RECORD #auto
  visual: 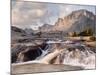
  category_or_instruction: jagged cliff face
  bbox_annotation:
[40,9,96,33]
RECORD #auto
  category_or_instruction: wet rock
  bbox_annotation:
[11,43,48,63]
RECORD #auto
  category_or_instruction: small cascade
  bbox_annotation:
[33,40,96,69]
[15,40,96,69]
[58,44,95,69]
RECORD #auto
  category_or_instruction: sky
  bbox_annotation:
[11,1,96,30]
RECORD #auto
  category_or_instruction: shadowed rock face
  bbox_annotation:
[17,48,42,62]
[11,45,27,63]
[12,43,48,63]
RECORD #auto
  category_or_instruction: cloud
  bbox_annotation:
[12,1,95,29]
[58,4,95,18]
[12,1,47,28]
[12,1,61,28]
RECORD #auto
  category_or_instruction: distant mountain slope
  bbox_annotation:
[39,9,96,34]
[11,26,35,41]
[11,26,26,39]
[65,9,96,33]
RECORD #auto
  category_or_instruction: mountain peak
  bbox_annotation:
[65,9,95,20]
[39,9,95,33]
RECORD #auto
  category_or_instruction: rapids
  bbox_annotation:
[35,40,96,69]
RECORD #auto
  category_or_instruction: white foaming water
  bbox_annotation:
[46,40,96,69]
[35,40,96,69]
[46,40,73,44]
[15,40,95,70]
[62,49,95,69]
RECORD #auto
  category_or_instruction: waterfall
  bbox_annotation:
[15,40,95,70]
[59,43,95,69]
[36,40,96,69]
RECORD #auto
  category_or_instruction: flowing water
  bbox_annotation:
[62,47,95,69]
[34,40,96,69]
